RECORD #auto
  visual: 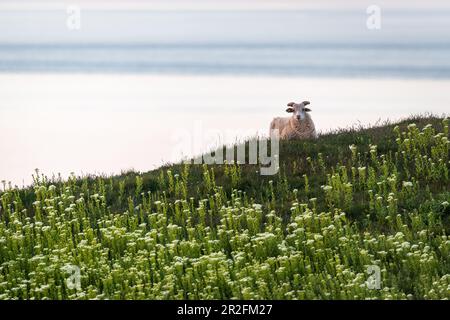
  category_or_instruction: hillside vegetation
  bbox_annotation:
[0,115,449,299]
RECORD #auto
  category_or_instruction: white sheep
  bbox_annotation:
[270,101,317,140]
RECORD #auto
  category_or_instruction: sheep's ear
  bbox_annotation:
[302,101,310,106]
[287,102,295,106]
[286,107,294,113]
[304,108,311,112]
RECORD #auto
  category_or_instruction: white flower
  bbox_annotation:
[252,204,262,210]
[402,181,413,188]
[419,230,427,237]
[401,242,411,250]
[314,234,323,241]
[394,232,405,239]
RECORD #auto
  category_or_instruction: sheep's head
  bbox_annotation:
[286,101,311,120]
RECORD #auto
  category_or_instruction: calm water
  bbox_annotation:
[1,9,450,78]
[1,42,450,78]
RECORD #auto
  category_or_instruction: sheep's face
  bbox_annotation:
[286,101,311,121]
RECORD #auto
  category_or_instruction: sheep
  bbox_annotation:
[270,101,317,140]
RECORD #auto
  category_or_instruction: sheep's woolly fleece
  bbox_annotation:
[270,113,317,140]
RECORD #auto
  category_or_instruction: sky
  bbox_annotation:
[1,0,450,10]
[1,0,450,44]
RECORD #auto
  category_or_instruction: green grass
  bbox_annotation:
[0,115,449,300]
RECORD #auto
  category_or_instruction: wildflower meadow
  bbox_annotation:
[0,116,449,300]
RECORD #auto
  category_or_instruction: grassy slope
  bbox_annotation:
[72,115,450,226]
[0,115,449,299]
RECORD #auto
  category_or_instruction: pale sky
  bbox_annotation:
[1,0,450,11]
[1,0,449,44]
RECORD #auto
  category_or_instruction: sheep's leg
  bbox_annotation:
[269,120,277,136]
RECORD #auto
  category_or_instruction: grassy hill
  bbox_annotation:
[0,115,449,299]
